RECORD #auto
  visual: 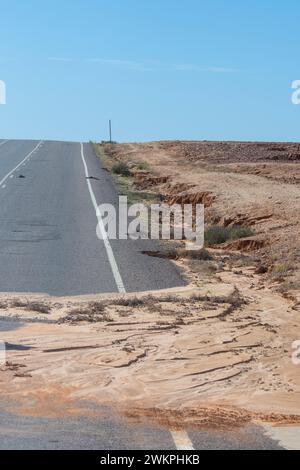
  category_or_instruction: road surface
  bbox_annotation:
[0,402,285,450]
[0,139,184,296]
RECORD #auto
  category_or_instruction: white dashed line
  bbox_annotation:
[81,142,195,447]
[0,141,43,188]
[171,430,195,450]
[80,142,126,294]
[263,425,300,450]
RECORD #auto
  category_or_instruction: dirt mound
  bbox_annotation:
[165,191,216,208]
[124,405,253,430]
[162,182,196,195]
[223,237,266,252]
[123,405,300,430]
[221,213,273,228]
[134,172,170,189]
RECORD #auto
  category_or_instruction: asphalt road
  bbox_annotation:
[0,139,184,296]
[0,403,283,451]
[0,318,286,451]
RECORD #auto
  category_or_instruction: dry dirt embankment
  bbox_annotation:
[1,140,300,430]
[97,140,300,295]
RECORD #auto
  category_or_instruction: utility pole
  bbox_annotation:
[109,120,112,143]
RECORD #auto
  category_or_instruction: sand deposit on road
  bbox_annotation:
[0,268,299,428]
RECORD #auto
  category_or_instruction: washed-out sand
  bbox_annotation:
[0,267,300,429]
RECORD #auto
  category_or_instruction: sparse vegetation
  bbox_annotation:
[60,290,249,325]
[113,296,152,307]
[270,263,293,282]
[187,259,218,276]
[205,226,231,246]
[228,225,254,240]
[25,302,51,314]
[93,143,157,206]
[205,225,254,247]
[116,176,155,205]
[179,248,213,261]
[191,288,241,304]
[10,299,28,308]
[143,245,213,262]
[276,279,300,293]
[112,161,131,177]
[272,263,291,274]
[135,162,149,171]
[63,302,112,324]
[10,299,51,314]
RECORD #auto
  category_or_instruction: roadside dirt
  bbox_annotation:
[100,140,300,295]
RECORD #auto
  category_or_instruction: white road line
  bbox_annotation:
[0,140,8,148]
[263,425,300,450]
[80,142,126,294]
[171,430,195,450]
[0,141,43,188]
[81,142,194,446]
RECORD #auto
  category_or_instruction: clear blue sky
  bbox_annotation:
[0,0,299,142]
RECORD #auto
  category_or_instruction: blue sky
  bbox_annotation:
[0,0,299,142]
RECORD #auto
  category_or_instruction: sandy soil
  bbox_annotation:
[0,268,300,429]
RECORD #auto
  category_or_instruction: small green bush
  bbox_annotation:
[229,225,254,240]
[205,224,254,247]
[205,226,231,246]
[272,263,291,274]
[136,162,149,171]
[112,161,131,177]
